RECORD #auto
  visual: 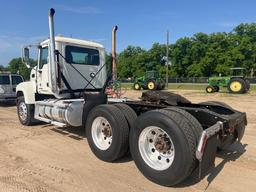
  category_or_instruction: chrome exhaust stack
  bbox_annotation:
[48,8,61,98]
[112,26,118,81]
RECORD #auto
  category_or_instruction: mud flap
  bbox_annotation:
[196,121,223,178]
[198,135,218,178]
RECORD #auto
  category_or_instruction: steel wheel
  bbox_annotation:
[134,83,140,90]
[18,101,28,121]
[230,81,242,92]
[91,116,112,150]
[147,82,155,90]
[206,85,214,93]
[138,126,175,171]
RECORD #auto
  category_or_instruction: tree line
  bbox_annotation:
[115,23,256,79]
[1,23,256,80]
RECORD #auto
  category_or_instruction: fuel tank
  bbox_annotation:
[35,99,84,127]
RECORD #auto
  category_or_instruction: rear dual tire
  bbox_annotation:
[130,109,201,186]
[86,104,202,186]
[86,104,137,162]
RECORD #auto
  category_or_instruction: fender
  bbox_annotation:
[16,81,37,104]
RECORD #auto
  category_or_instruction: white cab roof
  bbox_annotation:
[41,36,104,49]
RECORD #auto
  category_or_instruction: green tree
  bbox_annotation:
[0,65,7,72]
[7,58,36,80]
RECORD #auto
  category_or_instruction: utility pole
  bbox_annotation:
[166,30,169,89]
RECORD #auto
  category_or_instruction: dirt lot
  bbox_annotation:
[0,90,256,192]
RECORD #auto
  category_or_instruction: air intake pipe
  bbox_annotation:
[112,26,118,81]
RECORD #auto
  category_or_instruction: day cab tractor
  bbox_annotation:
[133,70,165,90]
[206,67,250,94]
[16,8,247,187]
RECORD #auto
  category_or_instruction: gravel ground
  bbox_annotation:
[0,90,255,192]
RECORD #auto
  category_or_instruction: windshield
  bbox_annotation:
[0,75,10,85]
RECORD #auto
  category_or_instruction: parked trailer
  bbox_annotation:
[16,8,247,186]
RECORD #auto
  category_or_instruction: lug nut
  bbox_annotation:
[158,156,161,160]
[151,131,156,135]
[149,139,153,143]
[166,159,170,163]
[152,148,155,152]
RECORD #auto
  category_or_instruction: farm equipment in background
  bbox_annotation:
[133,70,165,90]
[206,67,250,94]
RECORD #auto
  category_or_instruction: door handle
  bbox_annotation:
[90,72,96,78]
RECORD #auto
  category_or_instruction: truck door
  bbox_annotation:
[37,46,51,94]
[11,75,24,94]
[63,45,106,90]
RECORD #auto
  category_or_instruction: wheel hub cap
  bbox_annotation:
[148,82,154,89]
[138,126,175,171]
[230,81,242,92]
[19,102,27,121]
[91,117,112,150]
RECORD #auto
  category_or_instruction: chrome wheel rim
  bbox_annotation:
[19,102,28,121]
[138,126,175,171]
[91,117,112,150]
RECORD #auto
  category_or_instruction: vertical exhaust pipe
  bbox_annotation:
[48,8,60,97]
[112,26,118,81]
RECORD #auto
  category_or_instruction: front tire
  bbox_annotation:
[213,86,219,92]
[17,96,35,126]
[133,83,141,90]
[206,86,215,93]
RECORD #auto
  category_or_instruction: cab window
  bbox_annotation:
[65,45,100,65]
[39,47,48,69]
[0,75,10,85]
[11,75,23,85]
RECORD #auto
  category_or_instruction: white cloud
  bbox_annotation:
[56,4,102,14]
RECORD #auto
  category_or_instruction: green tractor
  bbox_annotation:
[206,67,250,94]
[133,70,166,90]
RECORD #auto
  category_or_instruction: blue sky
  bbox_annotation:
[0,0,256,65]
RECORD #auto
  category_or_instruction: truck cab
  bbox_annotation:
[17,36,106,104]
[0,73,24,102]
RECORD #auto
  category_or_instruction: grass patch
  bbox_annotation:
[121,82,256,92]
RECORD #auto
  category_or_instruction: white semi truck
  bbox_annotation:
[16,8,247,186]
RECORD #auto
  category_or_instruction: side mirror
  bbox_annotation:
[22,47,31,68]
